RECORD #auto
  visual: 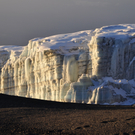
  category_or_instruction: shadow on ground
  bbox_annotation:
[0,93,134,110]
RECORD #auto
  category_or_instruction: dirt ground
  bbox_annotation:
[0,94,135,135]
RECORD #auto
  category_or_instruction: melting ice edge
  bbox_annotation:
[1,24,135,105]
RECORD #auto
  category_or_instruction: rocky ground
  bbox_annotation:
[0,94,135,135]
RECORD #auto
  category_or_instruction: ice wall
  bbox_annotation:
[1,24,135,105]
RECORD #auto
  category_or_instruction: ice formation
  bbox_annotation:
[1,24,135,105]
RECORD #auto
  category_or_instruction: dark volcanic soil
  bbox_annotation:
[0,94,135,135]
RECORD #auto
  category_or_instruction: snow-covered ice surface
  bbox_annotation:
[31,30,93,55]
[0,45,24,68]
[0,45,24,52]
[1,24,135,105]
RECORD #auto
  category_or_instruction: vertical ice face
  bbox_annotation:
[25,57,32,81]
[1,24,135,105]
[63,55,78,82]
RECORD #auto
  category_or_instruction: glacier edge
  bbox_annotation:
[1,24,135,105]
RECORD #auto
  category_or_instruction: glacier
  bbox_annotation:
[1,24,135,105]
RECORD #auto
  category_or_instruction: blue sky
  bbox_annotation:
[0,0,135,45]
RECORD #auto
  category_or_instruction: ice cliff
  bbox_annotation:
[1,24,135,105]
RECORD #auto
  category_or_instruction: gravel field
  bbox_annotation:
[0,94,135,135]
